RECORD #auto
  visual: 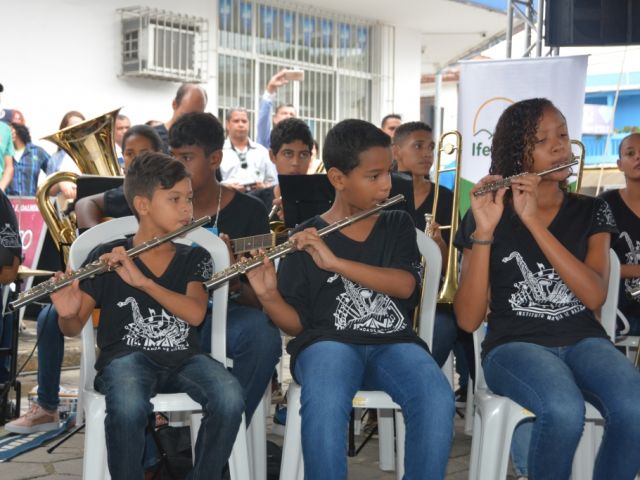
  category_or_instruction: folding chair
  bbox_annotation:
[70,216,250,479]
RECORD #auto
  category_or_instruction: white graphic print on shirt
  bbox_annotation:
[503,251,585,320]
[196,256,214,280]
[332,276,405,333]
[118,297,190,351]
[0,223,20,248]
[619,231,640,302]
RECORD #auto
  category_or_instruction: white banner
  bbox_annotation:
[457,55,588,212]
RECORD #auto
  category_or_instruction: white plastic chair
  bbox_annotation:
[468,249,620,480]
[70,216,250,480]
[279,228,442,480]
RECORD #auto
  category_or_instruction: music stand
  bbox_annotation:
[279,175,334,228]
[76,175,123,201]
[279,173,414,228]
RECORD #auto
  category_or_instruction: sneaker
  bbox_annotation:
[455,386,467,408]
[5,403,60,434]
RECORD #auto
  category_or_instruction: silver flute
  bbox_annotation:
[473,160,579,197]
[9,216,212,310]
[204,194,405,290]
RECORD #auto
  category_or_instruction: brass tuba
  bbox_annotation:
[37,108,123,263]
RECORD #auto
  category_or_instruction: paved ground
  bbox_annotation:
[0,320,501,479]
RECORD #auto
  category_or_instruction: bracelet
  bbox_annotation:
[470,233,494,245]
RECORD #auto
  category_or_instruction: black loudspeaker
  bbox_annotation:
[546,0,640,46]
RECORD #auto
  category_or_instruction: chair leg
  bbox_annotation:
[280,383,304,480]
[394,411,405,480]
[83,398,109,480]
[377,408,396,471]
[248,388,269,480]
[464,380,474,436]
[190,412,202,464]
[468,403,483,480]
[228,413,251,480]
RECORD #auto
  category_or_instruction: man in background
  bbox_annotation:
[154,83,207,151]
[256,70,297,149]
[381,113,402,139]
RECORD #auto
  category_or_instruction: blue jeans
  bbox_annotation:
[511,418,534,477]
[432,305,474,388]
[199,301,282,423]
[95,352,244,480]
[295,341,455,480]
[483,338,640,480]
[431,305,458,367]
[36,304,65,410]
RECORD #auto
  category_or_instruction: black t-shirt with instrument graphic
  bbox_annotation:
[599,189,640,320]
[454,193,617,356]
[277,209,426,379]
[80,237,212,372]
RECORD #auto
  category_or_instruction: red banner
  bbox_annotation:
[9,197,47,269]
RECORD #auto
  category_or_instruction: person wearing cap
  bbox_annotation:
[0,83,15,192]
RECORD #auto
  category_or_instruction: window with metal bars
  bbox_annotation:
[217,0,376,147]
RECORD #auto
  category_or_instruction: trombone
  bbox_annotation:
[431,130,463,304]
[413,131,462,331]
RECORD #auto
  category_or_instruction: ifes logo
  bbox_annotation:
[471,97,514,158]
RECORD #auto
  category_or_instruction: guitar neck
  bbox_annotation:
[232,231,287,254]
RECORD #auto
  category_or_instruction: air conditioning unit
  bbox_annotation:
[119,7,208,82]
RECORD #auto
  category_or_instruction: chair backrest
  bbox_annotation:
[473,248,622,390]
[414,229,442,351]
[600,249,620,341]
[68,216,230,391]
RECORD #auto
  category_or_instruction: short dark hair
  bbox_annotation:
[393,121,433,145]
[175,83,208,106]
[124,152,190,219]
[270,118,313,154]
[225,108,248,122]
[169,112,225,156]
[619,132,640,158]
[11,122,31,145]
[381,114,402,128]
[274,103,295,115]
[323,119,391,174]
[122,125,163,153]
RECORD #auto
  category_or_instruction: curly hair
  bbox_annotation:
[490,98,568,199]
[490,98,556,178]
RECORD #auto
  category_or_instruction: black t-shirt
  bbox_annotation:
[414,184,455,244]
[204,190,270,238]
[454,193,617,356]
[599,189,640,319]
[0,191,21,268]
[103,185,133,219]
[278,209,426,378]
[80,238,212,372]
[250,186,276,213]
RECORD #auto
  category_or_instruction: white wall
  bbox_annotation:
[392,28,422,122]
[0,0,219,148]
[421,80,458,133]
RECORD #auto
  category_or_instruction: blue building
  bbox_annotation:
[583,71,640,165]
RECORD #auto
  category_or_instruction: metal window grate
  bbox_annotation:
[217,0,376,146]
[119,6,209,83]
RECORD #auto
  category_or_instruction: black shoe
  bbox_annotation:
[455,386,467,408]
